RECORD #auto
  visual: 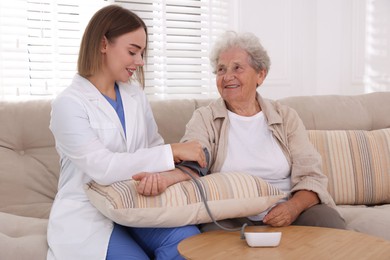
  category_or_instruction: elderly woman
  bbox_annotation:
[180,31,346,230]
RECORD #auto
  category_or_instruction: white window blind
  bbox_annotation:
[27,0,81,96]
[118,0,229,99]
[0,0,229,100]
[1,0,80,97]
[0,0,29,97]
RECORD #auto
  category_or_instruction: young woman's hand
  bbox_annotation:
[170,141,207,167]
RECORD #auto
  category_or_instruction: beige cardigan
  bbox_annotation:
[181,93,335,206]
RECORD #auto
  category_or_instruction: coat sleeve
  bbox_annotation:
[49,94,174,185]
[280,105,335,206]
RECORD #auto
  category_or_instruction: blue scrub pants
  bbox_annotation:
[106,223,200,260]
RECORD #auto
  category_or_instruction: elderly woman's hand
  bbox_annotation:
[263,190,320,226]
[132,172,168,196]
[133,167,198,196]
[262,201,300,227]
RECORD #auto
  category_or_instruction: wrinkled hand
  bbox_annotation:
[170,141,206,167]
[132,172,169,196]
[262,201,300,227]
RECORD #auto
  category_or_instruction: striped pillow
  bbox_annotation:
[308,128,390,205]
[85,172,286,227]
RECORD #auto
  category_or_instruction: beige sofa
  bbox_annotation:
[1,92,390,259]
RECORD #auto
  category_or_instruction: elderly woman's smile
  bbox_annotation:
[224,84,239,89]
[216,47,265,116]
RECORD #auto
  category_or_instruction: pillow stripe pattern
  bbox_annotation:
[308,129,390,205]
[87,172,284,209]
[85,172,286,227]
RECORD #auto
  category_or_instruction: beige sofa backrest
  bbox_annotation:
[1,92,389,218]
[0,99,58,218]
[149,99,212,144]
[279,92,390,131]
[150,91,390,143]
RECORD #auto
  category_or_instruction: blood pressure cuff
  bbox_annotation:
[176,147,210,176]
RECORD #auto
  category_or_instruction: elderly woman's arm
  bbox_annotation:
[132,148,210,196]
[262,102,332,227]
[287,110,331,202]
[132,166,199,196]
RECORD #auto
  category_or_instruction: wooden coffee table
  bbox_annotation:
[178,225,390,259]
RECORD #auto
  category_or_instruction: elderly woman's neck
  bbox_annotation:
[226,100,261,117]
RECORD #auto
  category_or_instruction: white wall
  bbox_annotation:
[230,0,368,99]
[365,0,390,93]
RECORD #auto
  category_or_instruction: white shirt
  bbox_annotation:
[220,110,290,220]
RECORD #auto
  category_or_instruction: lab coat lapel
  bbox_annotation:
[96,94,127,142]
[74,75,127,142]
[117,81,141,151]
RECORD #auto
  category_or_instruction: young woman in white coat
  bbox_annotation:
[47,5,206,260]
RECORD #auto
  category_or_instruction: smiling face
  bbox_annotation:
[216,47,266,114]
[101,27,146,83]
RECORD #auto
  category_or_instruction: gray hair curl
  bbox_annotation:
[209,31,271,75]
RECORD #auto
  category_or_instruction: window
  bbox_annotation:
[0,0,229,100]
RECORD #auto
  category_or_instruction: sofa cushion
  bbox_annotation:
[85,172,286,227]
[0,100,59,218]
[337,205,390,241]
[0,212,48,260]
[308,128,390,205]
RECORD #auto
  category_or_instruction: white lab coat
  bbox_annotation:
[47,74,174,260]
